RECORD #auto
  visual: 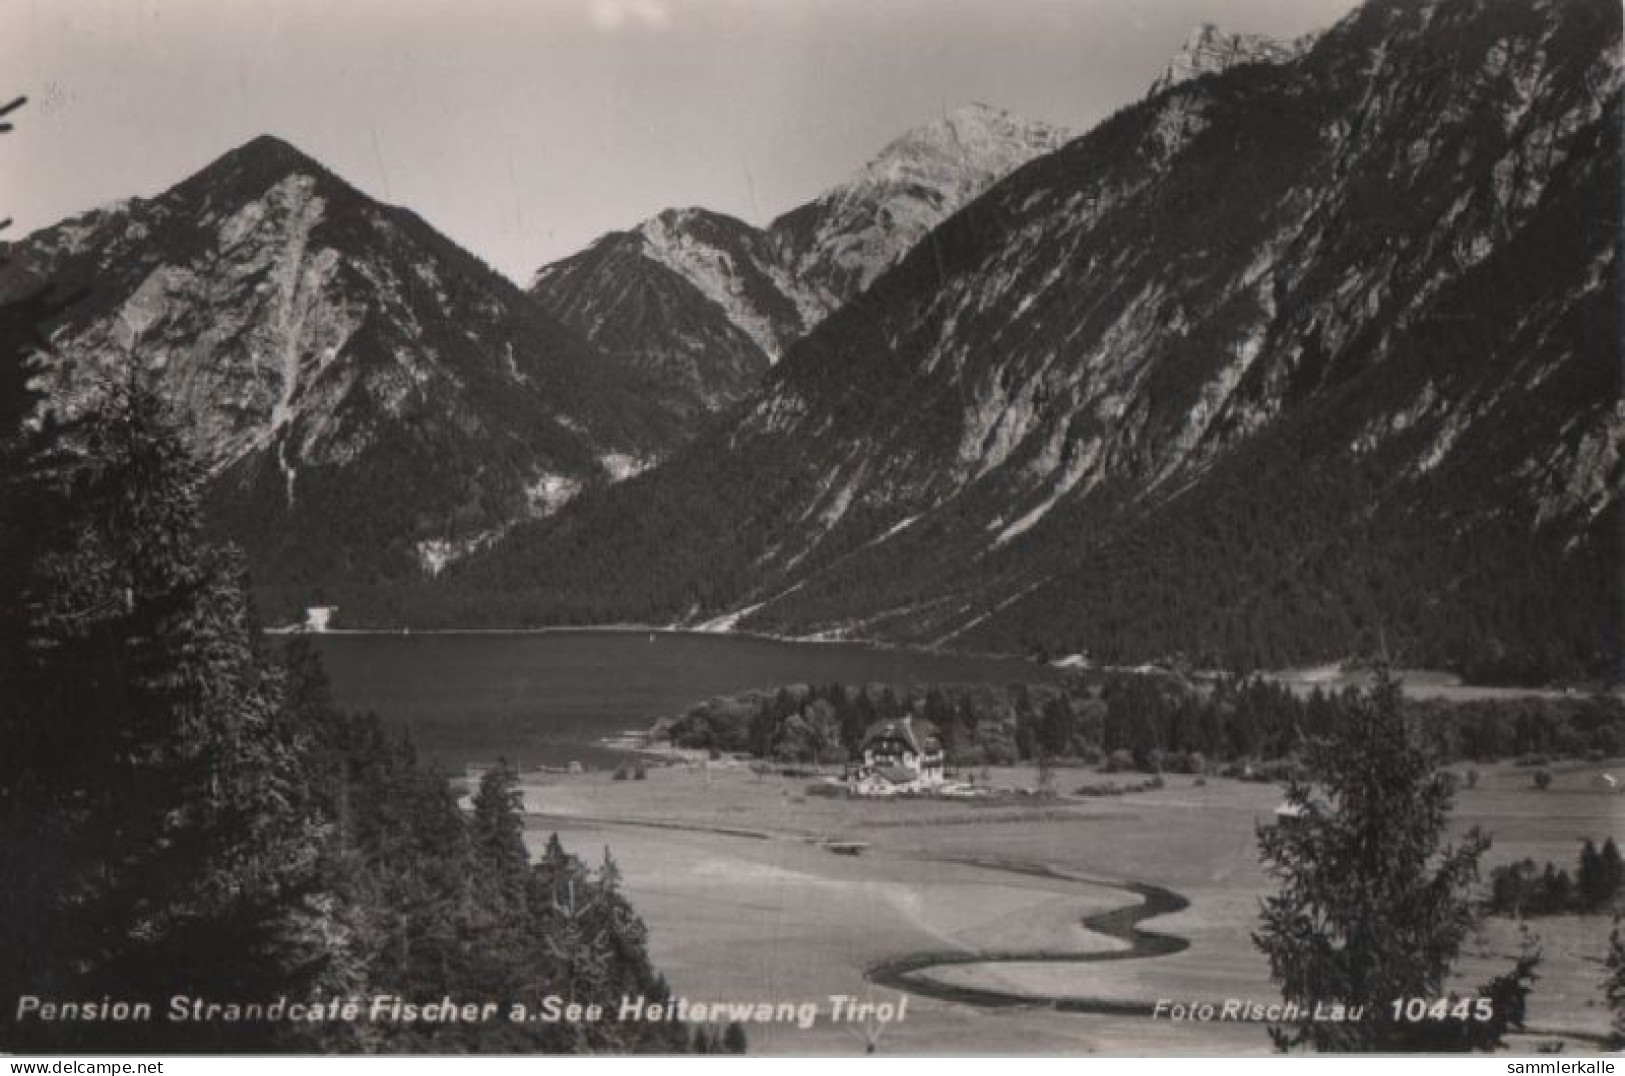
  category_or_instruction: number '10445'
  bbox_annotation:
[1391,998,1493,1022]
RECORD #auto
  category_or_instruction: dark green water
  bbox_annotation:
[303,630,1061,769]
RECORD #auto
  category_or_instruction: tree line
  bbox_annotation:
[1486,838,1625,919]
[660,672,1625,773]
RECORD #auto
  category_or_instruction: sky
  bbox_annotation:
[3,0,1361,282]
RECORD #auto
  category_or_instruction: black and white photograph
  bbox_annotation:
[1,0,1621,1059]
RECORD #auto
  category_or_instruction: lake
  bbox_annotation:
[302,630,1062,769]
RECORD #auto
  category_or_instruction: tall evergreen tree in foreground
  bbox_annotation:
[1,366,333,1052]
[1253,667,1539,1052]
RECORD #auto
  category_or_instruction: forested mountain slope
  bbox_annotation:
[451,0,1622,684]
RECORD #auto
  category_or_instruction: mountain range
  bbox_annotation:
[441,0,1622,684]
[2,101,1070,618]
[527,103,1070,417]
[8,0,1620,684]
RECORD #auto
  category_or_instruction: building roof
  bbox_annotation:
[861,716,942,756]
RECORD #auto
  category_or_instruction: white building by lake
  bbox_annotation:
[304,606,337,632]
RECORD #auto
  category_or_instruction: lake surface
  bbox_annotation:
[303,630,1062,769]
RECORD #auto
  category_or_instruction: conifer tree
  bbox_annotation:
[1600,838,1625,907]
[1254,667,1538,1052]
[1579,840,1606,909]
[472,761,531,914]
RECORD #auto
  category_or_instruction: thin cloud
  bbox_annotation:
[589,0,673,33]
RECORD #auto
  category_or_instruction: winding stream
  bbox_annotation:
[867,858,1191,1016]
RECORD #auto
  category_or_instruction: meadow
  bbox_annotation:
[512,757,1622,1055]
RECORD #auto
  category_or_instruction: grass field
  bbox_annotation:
[515,757,1622,1055]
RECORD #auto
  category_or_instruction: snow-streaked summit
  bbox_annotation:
[767,102,1072,319]
[831,102,1071,205]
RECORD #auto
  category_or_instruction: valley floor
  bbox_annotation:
[512,757,1621,1055]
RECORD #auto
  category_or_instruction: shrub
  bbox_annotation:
[1156,750,1208,775]
[1248,759,1303,784]
[1074,777,1163,797]
[1102,749,1135,774]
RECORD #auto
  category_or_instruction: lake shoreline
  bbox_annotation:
[267,623,1596,698]
[265,621,1051,666]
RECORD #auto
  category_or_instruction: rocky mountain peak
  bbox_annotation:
[150,133,371,242]
[823,102,1070,208]
[765,102,1071,318]
[4,134,692,610]
[223,133,317,168]
[189,133,334,192]
[1148,23,1313,96]
[871,102,1066,168]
